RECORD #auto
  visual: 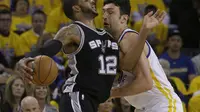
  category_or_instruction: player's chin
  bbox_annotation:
[92,11,98,16]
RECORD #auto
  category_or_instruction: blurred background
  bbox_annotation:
[0,0,200,112]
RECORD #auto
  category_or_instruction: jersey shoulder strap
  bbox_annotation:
[118,28,138,43]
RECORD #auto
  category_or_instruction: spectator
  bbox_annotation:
[2,75,26,112]
[20,96,41,112]
[159,59,187,104]
[159,29,197,88]
[33,85,58,112]
[0,0,10,8]
[20,10,47,56]
[0,9,24,68]
[45,1,71,34]
[11,0,31,34]
[29,0,52,15]
[133,4,168,55]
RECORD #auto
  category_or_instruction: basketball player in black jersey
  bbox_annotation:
[16,0,119,112]
[15,0,164,112]
[103,0,166,97]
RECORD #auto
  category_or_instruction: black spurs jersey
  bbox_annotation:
[62,21,119,103]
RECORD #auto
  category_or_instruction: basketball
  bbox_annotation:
[27,55,58,86]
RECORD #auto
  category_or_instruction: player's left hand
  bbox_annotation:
[143,10,166,29]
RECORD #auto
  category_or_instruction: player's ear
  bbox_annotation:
[121,15,129,24]
[72,5,81,12]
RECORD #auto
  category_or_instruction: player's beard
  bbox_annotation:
[80,5,98,19]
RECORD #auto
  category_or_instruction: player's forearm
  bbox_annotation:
[111,76,151,98]
[122,27,150,71]
[112,54,152,98]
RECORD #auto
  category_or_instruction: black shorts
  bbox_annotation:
[59,91,99,112]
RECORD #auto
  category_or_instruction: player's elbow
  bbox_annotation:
[145,81,153,90]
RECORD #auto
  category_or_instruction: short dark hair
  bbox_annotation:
[32,9,47,21]
[104,0,131,16]
[62,0,79,20]
[144,4,157,15]
[0,9,11,16]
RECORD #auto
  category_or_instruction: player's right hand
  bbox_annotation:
[16,57,35,83]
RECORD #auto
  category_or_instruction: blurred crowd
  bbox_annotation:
[0,0,200,112]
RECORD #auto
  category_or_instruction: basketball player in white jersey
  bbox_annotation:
[103,0,183,112]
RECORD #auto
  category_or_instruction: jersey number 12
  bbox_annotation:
[98,55,117,75]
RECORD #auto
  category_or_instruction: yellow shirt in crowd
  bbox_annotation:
[130,0,166,13]
[46,6,71,33]
[29,0,61,15]
[0,32,24,56]
[11,15,32,32]
[188,76,200,94]
[188,94,200,112]
[0,0,10,8]
[94,0,104,29]
[20,29,40,54]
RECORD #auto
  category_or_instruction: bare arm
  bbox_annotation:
[121,11,166,71]
[111,52,153,98]
[16,24,81,82]
[120,29,149,71]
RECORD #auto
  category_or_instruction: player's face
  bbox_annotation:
[12,79,25,98]
[35,86,48,99]
[168,35,182,52]
[103,3,125,34]
[32,14,46,33]
[78,0,98,18]
[0,14,11,32]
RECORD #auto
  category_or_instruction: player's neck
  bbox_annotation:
[75,15,96,30]
[112,25,128,41]
[167,50,180,59]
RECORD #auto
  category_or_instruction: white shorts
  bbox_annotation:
[134,99,183,112]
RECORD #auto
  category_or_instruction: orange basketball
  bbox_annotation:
[27,55,58,86]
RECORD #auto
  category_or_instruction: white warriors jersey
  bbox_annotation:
[118,29,181,109]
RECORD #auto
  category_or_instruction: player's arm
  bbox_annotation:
[111,52,153,98]
[16,24,81,82]
[119,31,148,71]
[121,11,165,71]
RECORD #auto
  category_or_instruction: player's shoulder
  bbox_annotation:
[120,30,139,43]
[123,29,139,38]
[57,24,80,34]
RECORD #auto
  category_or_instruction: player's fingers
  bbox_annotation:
[147,11,153,17]
[153,10,160,18]
[24,57,35,72]
[23,77,33,85]
[20,68,33,81]
[158,11,166,22]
